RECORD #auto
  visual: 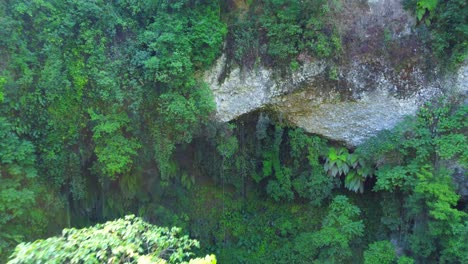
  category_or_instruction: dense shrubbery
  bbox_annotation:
[0,0,225,260]
[0,119,47,259]
[405,0,468,68]
[183,99,466,263]
[0,0,466,263]
[8,215,216,264]
[355,99,467,263]
[227,0,342,69]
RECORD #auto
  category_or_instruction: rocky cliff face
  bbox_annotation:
[205,0,467,146]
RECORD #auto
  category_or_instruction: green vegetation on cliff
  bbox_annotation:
[0,0,466,263]
[405,0,467,68]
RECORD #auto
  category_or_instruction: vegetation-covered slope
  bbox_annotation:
[0,0,467,263]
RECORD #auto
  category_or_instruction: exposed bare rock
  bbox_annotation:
[204,0,467,146]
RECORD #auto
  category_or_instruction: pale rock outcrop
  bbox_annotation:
[204,0,467,146]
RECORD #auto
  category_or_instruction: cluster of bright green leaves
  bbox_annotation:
[324,147,374,193]
[414,0,438,23]
[8,215,216,264]
[406,166,467,263]
[364,241,420,264]
[324,147,350,177]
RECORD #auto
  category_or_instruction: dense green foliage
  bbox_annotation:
[405,0,468,68]
[0,0,466,263]
[9,215,216,264]
[204,120,338,205]
[185,100,466,263]
[226,0,342,69]
[364,240,397,264]
[0,119,48,258]
[356,100,467,263]
[0,0,225,260]
[292,195,364,263]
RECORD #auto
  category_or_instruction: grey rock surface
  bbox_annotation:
[204,0,467,146]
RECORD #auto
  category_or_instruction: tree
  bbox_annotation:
[89,110,141,179]
[292,195,364,263]
[357,100,467,262]
[364,240,397,264]
[0,118,47,261]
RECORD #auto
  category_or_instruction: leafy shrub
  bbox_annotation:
[90,111,141,179]
[324,147,374,193]
[8,215,213,264]
[364,240,397,264]
[229,0,343,68]
[397,256,415,264]
[288,195,364,263]
[405,0,468,68]
[288,128,334,205]
[0,118,48,261]
[356,99,468,262]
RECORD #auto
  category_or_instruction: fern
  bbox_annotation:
[324,147,350,177]
[416,0,438,23]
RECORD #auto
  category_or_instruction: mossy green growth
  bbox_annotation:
[405,0,468,69]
